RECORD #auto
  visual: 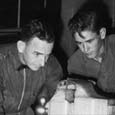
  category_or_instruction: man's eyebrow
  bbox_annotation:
[75,37,95,44]
[34,51,51,55]
[87,39,94,42]
[87,37,96,41]
[75,41,82,44]
[34,51,43,55]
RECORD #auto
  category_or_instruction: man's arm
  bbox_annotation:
[0,88,5,114]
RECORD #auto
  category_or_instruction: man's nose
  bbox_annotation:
[82,43,88,53]
[40,57,45,67]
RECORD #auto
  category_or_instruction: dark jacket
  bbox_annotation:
[68,34,115,93]
[0,43,63,115]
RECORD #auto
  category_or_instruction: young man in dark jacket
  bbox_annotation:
[0,19,63,115]
[68,4,115,93]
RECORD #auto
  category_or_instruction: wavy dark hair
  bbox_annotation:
[19,18,55,43]
[68,1,110,36]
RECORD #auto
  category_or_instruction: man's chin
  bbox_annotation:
[29,66,40,71]
[86,54,95,59]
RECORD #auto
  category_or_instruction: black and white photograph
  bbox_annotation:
[0,0,115,115]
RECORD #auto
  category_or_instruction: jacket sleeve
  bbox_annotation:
[0,55,5,113]
[37,55,63,103]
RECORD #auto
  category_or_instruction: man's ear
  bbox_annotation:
[17,40,26,53]
[100,27,106,40]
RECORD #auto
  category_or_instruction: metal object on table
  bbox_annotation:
[46,79,115,115]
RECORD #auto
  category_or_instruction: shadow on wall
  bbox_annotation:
[45,0,68,77]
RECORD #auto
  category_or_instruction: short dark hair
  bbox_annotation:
[19,18,55,43]
[68,4,109,36]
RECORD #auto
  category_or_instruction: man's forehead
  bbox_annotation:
[74,31,97,42]
[30,37,54,54]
